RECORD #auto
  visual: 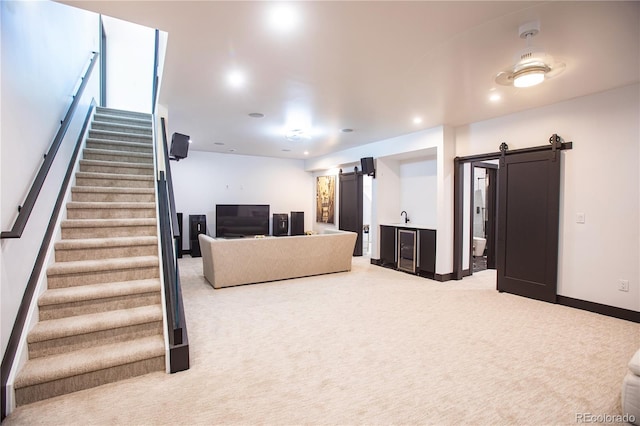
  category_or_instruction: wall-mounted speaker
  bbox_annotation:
[361,157,375,177]
[170,132,190,161]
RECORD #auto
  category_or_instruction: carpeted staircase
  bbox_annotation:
[13,107,166,406]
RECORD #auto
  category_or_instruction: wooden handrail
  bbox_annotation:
[1,52,98,239]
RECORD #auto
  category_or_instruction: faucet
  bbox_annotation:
[401,211,409,224]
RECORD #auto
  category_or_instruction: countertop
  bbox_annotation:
[379,223,436,230]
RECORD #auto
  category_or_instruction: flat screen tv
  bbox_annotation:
[215,204,270,238]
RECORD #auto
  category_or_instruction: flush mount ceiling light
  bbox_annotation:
[495,21,565,88]
[285,128,309,142]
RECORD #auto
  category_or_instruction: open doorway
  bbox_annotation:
[471,162,497,273]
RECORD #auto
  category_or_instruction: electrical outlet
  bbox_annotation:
[618,279,629,292]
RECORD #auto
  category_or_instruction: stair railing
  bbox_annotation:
[151,29,189,373]
[0,97,97,420]
[1,52,98,239]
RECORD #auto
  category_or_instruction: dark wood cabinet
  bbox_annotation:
[418,229,436,277]
[378,225,436,279]
[379,225,396,267]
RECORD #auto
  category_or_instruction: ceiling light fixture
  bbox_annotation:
[248,112,265,118]
[267,4,300,33]
[341,128,354,133]
[413,117,423,124]
[285,128,309,142]
[226,70,246,88]
[495,21,565,88]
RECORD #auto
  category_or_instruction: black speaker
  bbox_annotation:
[290,211,304,236]
[272,213,289,236]
[189,214,206,257]
[361,157,375,176]
[170,132,190,160]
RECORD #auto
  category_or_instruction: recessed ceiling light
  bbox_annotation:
[489,93,501,102]
[413,117,423,124]
[228,149,236,152]
[341,128,354,133]
[248,112,265,118]
[226,70,246,88]
[304,151,309,156]
[214,142,225,146]
[267,4,300,33]
[282,149,291,152]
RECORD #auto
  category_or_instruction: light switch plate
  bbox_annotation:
[576,213,585,224]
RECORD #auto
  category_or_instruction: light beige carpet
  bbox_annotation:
[4,256,639,425]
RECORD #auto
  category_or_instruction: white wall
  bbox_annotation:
[1,1,99,356]
[399,157,437,227]
[370,158,401,259]
[103,16,155,113]
[170,150,314,249]
[455,84,640,312]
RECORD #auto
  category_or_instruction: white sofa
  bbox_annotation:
[198,230,357,288]
[622,349,640,425]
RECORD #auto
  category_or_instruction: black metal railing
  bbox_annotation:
[1,52,98,239]
[152,29,189,373]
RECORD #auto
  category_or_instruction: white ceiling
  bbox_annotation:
[60,1,639,160]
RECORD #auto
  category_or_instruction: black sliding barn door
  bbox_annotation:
[339,172,363,256]
[497,150,561,303]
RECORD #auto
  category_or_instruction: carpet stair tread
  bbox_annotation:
[88,129,152,141]
[55,236,157,250]
[14,335,164,389]
[79,159,154,170]
[71,186,154,195]
[67,201,156,209]
[27,305,162,343]
[47,255,158,276]
[95,107,151,120]
[93,114,151,127]
[83,148,153,160]
[91,121,152,135]
[38,278,161,307]
[75,171,153,182]
[85,139,153,153]
[61,218,156,229]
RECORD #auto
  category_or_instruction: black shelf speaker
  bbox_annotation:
[177,212,183,258]
[189,214,206,257]
[290,211,304,236]
[361,157,375,177]
[170,132,190,161]
[272,213,289,236]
